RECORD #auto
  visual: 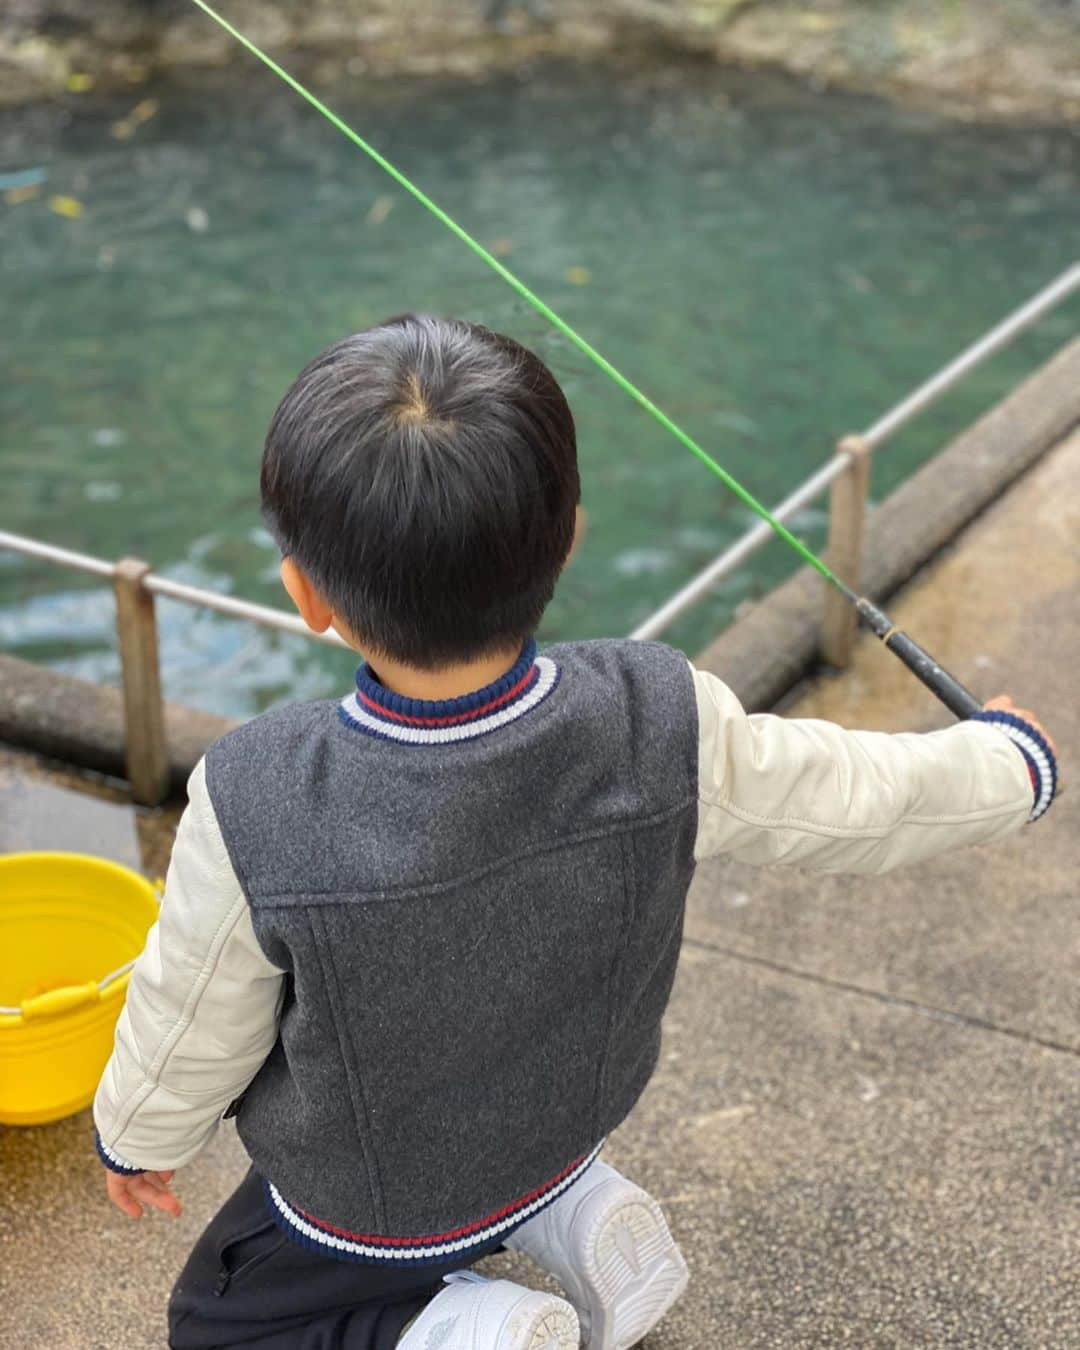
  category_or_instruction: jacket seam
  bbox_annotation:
[697,791,1031,838]
[106,889,250,1147]
[309,910,386,1229]
[204,753,295,971]
[247,798,698,907]
[204,751,256,901]
[125,1080,250,1102]
[593,833,636,1140]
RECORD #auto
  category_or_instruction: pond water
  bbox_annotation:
[1,61,1077,717]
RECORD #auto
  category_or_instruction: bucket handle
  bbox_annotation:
[1,960,138,1021]
[0,878,162,1021]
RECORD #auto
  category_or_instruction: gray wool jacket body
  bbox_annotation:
[211,640,698,1238]
[93,638,1041,1257]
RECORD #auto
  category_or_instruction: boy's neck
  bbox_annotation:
[364,644,526,702]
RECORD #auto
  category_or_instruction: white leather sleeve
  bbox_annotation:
[692,666,1033,873]
[93,758,286,1173]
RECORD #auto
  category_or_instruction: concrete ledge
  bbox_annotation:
[696,337,1080,710]
[0,655,237,796]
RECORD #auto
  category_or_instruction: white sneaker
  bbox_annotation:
[506,1162,688,1350]
[398,1271,580,1350]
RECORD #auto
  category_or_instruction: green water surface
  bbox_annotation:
[1,62,1077,717]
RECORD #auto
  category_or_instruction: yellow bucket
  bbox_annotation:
[0,853,160,1126]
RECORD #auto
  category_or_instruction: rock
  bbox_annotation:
[1,1,1078,122]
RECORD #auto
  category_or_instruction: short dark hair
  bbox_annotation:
[262,315,580,669]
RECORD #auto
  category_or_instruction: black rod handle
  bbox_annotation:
[855,598,982,721]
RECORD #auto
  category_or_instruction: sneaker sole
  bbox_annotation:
[580,1193,689,1350]
[500,1298,580,1350]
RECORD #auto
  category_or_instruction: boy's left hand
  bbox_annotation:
[104,1167,183,1219]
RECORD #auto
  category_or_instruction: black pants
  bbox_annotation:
[168,1169,501,1349]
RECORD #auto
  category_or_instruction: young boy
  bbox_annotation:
[94,315,1057,1350]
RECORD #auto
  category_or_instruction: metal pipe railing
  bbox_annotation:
[0,530,116,580]
[0,529,349,648]
[0,530,349,805]
[861,262,1080,450]
[144,574,349,648]
[630,262,1080,642]
[628,455,849,641]
[2,264,1077,800]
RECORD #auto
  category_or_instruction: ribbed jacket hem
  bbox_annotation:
[262,1140,605,1265]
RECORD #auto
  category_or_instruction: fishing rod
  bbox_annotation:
[188,0,983,720]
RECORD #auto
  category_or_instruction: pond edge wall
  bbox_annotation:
[0,658,238,797]
[1,335,1078,797]
[695,336,1080,711]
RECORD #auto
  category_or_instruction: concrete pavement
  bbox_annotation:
[1,430,1077,1348]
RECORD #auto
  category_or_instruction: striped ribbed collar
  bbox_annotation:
[339,639,559,746]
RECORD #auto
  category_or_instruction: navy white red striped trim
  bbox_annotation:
[971,710,1058,822]
[95,1130,144,1176]
[339,640,560,746]
[265,1141,604,1265]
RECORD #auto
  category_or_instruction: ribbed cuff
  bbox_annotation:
[970,710,1058,823]
[95,1130,145,1176]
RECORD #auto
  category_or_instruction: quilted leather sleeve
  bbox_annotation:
[93,759,286,1173]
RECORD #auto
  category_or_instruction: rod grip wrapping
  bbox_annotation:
[855,598,982,720]
[881,630,983,720]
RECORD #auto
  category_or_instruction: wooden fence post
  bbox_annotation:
[820,435,872,668]
[113,558,169,806]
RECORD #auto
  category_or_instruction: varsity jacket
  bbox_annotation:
[94,639,1055,1265]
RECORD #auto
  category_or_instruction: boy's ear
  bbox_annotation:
[280,558,335,634]
[565,505,587,568]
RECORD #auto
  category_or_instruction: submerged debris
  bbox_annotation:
[48,195,84,219]
[4,184,41,206]
[110,98,160,141]
[365,195,395,226]
[0,167,47,192]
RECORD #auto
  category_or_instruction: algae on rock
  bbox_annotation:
[1,1,1078,120]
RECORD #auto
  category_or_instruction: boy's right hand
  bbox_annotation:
[105,1167,183,1220]
[983,695,1057,754]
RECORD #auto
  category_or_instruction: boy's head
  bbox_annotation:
[262,315,580,669]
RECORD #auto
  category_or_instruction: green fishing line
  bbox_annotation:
[189,0,846,593]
